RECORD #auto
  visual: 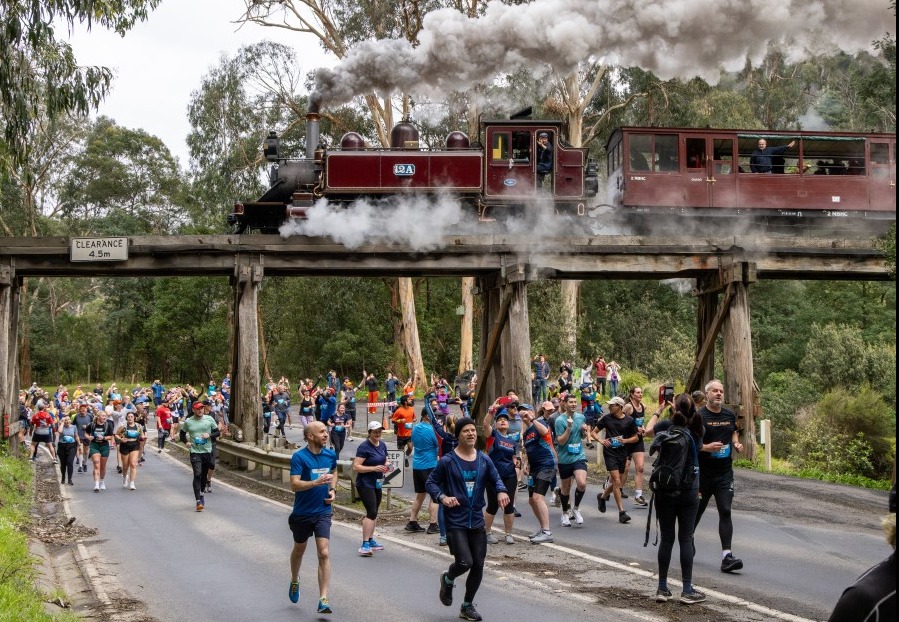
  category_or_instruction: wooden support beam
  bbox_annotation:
[0,264,12,450]
[471,285,514,423]
[504,281,531,406]
[234,259,263,444]
[686,282,734,393]
[723,281,758,461]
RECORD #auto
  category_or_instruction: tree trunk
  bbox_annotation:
[560,280,581,359]
[398,277,427,389]
[458,276,474,373]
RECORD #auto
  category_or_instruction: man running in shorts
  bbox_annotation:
[694,379,745,573]
[287,421,337,615]
[554,395,589,527]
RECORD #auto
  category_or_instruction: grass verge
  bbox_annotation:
[0,449,79,621]
[734,456,893,490]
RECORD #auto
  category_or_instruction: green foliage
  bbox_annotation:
[734,456,893,490]
[0,0,160,166]
[642,327,695,386]
[791,387,895,478]
[877,223,896,279]
[759,370,817,457]
[617,370,650,398]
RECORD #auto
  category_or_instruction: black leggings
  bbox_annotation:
[694,471,734,550]
[486,475,518,515]
[330,431,346,461]
[358,486,382,520]
[190,453,213,501]
[446,528,488,603]
[57,443,78,480]
[656,491,699,586]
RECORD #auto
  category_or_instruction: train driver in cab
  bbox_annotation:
[537,132,553,187]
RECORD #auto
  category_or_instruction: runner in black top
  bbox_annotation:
[693,379,745,573]
[623,386,648,507]
[592,396,639,524]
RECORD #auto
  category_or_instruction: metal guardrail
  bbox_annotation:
[215,438,356,489]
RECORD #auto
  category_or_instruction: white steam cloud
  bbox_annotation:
[312,0,891,107]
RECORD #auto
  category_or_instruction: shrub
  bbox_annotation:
[617,370,650,399]
[760,370,817,458]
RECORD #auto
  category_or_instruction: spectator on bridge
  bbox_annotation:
[828,484,896,621]
[287,421,337,614]
[750,138,796,174]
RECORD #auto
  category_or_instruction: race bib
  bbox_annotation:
[334,425,344,432]
[193,436,207,445]
[93,431,105,441]
[634,417,644,427]
[610,437,623,448]
[311,467,329,481]
[62,435,75,443]
[404,423,413,429]
[527,476,534,487]
[567,442,582,454]
[712,444,731,458]
[375,479,383,489]
[263,412,271,418]
[126,429,139,439]
[465,481,475,497]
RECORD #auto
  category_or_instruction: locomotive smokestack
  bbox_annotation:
[306,94,322,159]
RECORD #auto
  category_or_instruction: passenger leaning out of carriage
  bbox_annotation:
[750,138,796,174]
[536,132,553,187]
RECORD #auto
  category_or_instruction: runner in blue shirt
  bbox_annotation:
[520,404,556,544]
[407,409,440,534]
[554,394,589,527]
[483,408,520,544]
[353,421,390,556]
[287,421,337,615]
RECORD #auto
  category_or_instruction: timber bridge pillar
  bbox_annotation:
[471,265,533,424]
[230,256,264,445]
[0,261,21,455]
[689,261,759,461]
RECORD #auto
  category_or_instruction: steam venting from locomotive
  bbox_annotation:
[309,0,889,109]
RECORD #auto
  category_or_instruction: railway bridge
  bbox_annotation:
[0,233,890,458]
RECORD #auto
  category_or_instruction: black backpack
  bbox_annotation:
[644,426,698,547]
[648,427,695,496]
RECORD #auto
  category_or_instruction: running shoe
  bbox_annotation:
[358,543,373,557]
[288,581,300,604]
[459,603,483,621]
[572,509,584,525]
[560,512,571,527]
[117,466,122,474]
[317,597,332,614]
[721,553,744,573]
[426,522,439,534]
[67,479,74,486]
[679,590,707,604]
[196,500,204,512]
[99,482,106,491]
[439,572,454,606]
[513,508,522,518]
[597,494,607,513]
[404,521,425,533]
[621,491,629,499]
[634,495,648,507]
[368,538,384,551]
[504,534,515,545]
[530,532,553,544]
[53,458,59,464]
[619,511,631,524]
[205,485,213,493]
[438,536,447,546]
[486,533,499,544]
[129,482,136,490]
[516,481,527,491]
[93,482,100,492]
[654,588,672,603]
[123,477,129,488]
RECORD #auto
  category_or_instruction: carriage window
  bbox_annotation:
[629,134,677,172]
[737,135,800,174]
[686,138,705,169]
[607,138,623,175]
[713,138,734,175]
[870,143,890,178]
[800,136,866,176]
[491,133,510,161]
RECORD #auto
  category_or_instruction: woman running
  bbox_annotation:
[116,411,145,490]
[327,404,351,461]
[30,407,58,463]
[482,408,521,545]
[352,421,390,556]
[56,415,81,485]
[86,410,116,491]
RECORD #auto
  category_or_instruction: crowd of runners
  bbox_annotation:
[20,357,893,621]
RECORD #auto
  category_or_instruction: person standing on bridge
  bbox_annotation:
[287,420,337,614]
[428,417,509,622]
[693,379,744,573]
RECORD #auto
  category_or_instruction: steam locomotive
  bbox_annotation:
[229,109,896,234]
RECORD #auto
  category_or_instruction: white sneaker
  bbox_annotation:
[129,482,136,490]
[123,477,129,488]
[93,482,100,492]
[99,482,106,491]
[549,493,557,506]
[560,512,571,527]
[572,509,584,525]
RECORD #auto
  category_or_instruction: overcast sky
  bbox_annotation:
[67,0,333,166]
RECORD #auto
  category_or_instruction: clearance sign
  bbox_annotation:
[70,237,129,262]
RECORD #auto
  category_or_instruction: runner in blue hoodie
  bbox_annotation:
[426,417,508,622]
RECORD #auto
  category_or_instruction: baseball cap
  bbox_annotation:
[538,132,548,138]
[368,421,383,431]
[191,402,205,411]
[607,396,626,407]
[517,403,534,412]
[495,409,510,419]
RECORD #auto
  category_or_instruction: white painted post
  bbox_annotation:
[759,419,772,472]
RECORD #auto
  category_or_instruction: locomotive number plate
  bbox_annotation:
[393,164,415,176]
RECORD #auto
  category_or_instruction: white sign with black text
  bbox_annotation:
[70,237,129,262]
[383,450,405,488]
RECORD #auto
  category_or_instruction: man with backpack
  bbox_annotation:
[644,394,705,604]
[693,379,744,574]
